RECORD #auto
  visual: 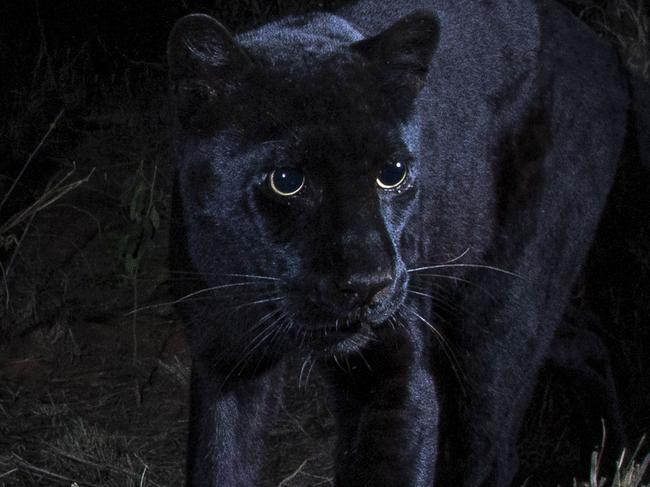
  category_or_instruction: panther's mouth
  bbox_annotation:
[296,302,391,334]
[291,299,403,353]
[293,317,362,338]
[309,318,364,335]
[285,271,408,351]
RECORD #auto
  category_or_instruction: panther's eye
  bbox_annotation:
[377,161,408,189]
[269,168,305,196]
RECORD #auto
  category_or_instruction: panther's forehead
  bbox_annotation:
[226,55,407,149]
[236,13,363,64]
[291,122,407,174]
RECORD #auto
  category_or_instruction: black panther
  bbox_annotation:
[167,0,649,485]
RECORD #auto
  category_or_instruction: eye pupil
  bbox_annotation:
[270,168,305,196]
[377,161,407,189]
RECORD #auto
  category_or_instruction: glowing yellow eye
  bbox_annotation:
[376,161,408,189]
[269,168,305,196]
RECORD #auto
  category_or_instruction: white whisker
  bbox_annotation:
[304,357,317,387]
[299,355,312,389]
[125,281,272,315]
[410,272,474,285]
[408,263,523,279]
[244,312,287,356]
[355,346,372,371]
[332,353,346,373]
[169,271,280,281]
[445,247,471,263]
[401,303,467,395]
[207,272,280,281]
[233,296,284,310]
[409,273,496,299]
[223,310,287,383]
[406,289,458,315]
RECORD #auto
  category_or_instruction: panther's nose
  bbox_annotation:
[335,270,393,309]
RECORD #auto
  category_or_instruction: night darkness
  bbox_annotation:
[1,1,649,486]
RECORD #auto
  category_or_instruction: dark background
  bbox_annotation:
[0,1,648,486]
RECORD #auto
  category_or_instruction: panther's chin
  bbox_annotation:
[300,327,374,355]
[292,313,394,355]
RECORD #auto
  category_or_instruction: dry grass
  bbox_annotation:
[4,417,162,487]
[0,110,94,310]
[574,437,649,487]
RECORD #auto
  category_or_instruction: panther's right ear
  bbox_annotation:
[168,13,248,85]
[167,14,248,129]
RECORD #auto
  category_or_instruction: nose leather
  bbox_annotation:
[336,271,393,308]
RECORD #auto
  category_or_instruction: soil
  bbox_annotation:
[0,310,337,487]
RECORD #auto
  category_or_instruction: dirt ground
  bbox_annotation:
[0,313,336,487]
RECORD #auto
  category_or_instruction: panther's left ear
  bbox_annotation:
[352,11,439,103]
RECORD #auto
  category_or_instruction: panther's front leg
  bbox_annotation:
[186,360,285,487]
[326,326,440,487]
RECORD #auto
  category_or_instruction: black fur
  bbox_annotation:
[167,1,648,485]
